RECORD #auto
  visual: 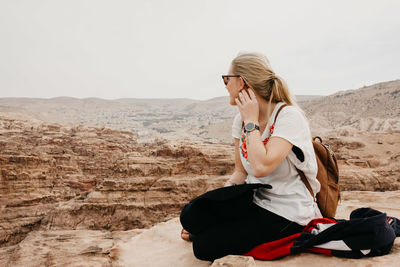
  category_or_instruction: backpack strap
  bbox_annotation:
[273,103,287,124]
[297,168,315,199]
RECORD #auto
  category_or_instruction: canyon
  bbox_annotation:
[0,79,399,266]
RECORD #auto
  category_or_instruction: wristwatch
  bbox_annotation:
[244,122,260,133]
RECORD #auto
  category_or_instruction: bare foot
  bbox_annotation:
[181,229,192,242]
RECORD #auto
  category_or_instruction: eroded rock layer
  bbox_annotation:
[1,115,399,263]
[0,117,233,247]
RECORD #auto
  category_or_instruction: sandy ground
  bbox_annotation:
[114,191,400,267]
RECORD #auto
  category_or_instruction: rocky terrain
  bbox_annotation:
[0,116,234,249]
[0,96,323,144]
[0,97,236,142]
[303,79,400,136]
[0,79,399,266]
[0,113,399,266]
[0,79,398,143]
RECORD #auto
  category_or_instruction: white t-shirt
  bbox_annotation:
[232,102,322,226]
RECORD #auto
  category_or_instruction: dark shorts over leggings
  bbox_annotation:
[180,188,304,262]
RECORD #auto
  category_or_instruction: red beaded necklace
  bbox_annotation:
[240,123,275,160]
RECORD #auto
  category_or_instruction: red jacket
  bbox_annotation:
[244,208,400,260]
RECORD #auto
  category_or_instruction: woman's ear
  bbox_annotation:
[240,77,247,89]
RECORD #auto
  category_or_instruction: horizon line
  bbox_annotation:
[1,78,399,101]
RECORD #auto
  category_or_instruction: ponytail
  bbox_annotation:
[231,52,301,118]
[268,75,294,105]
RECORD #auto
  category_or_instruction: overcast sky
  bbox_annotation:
[0,0,399,100]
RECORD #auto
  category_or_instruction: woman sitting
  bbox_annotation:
[180,52,322,261]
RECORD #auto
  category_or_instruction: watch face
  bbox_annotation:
[245,123,255,132]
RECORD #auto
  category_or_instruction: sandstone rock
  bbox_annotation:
[0,117,233,247]
[113,191,400,267]
[211,255,256,267]
[2,230,117,267]
[1,115,400,266]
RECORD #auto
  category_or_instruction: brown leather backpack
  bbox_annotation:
[297,136,340,218]
[274,105,340,218]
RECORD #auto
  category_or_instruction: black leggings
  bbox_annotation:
[180,189,304,261]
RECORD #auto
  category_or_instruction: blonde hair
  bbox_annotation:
[231,52,298,118]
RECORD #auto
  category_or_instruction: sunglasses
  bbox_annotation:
[221,75,240,86]
[221,75,248,87]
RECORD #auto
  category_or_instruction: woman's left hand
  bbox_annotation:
[235,89,259,124]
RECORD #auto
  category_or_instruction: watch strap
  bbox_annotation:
[244,123,260,133]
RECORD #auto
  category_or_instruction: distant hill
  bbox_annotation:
[295,95,324,102]
[0,94,320,126]
[0,81,399,141]
[302,79,400,118]
[300,79,400,134]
